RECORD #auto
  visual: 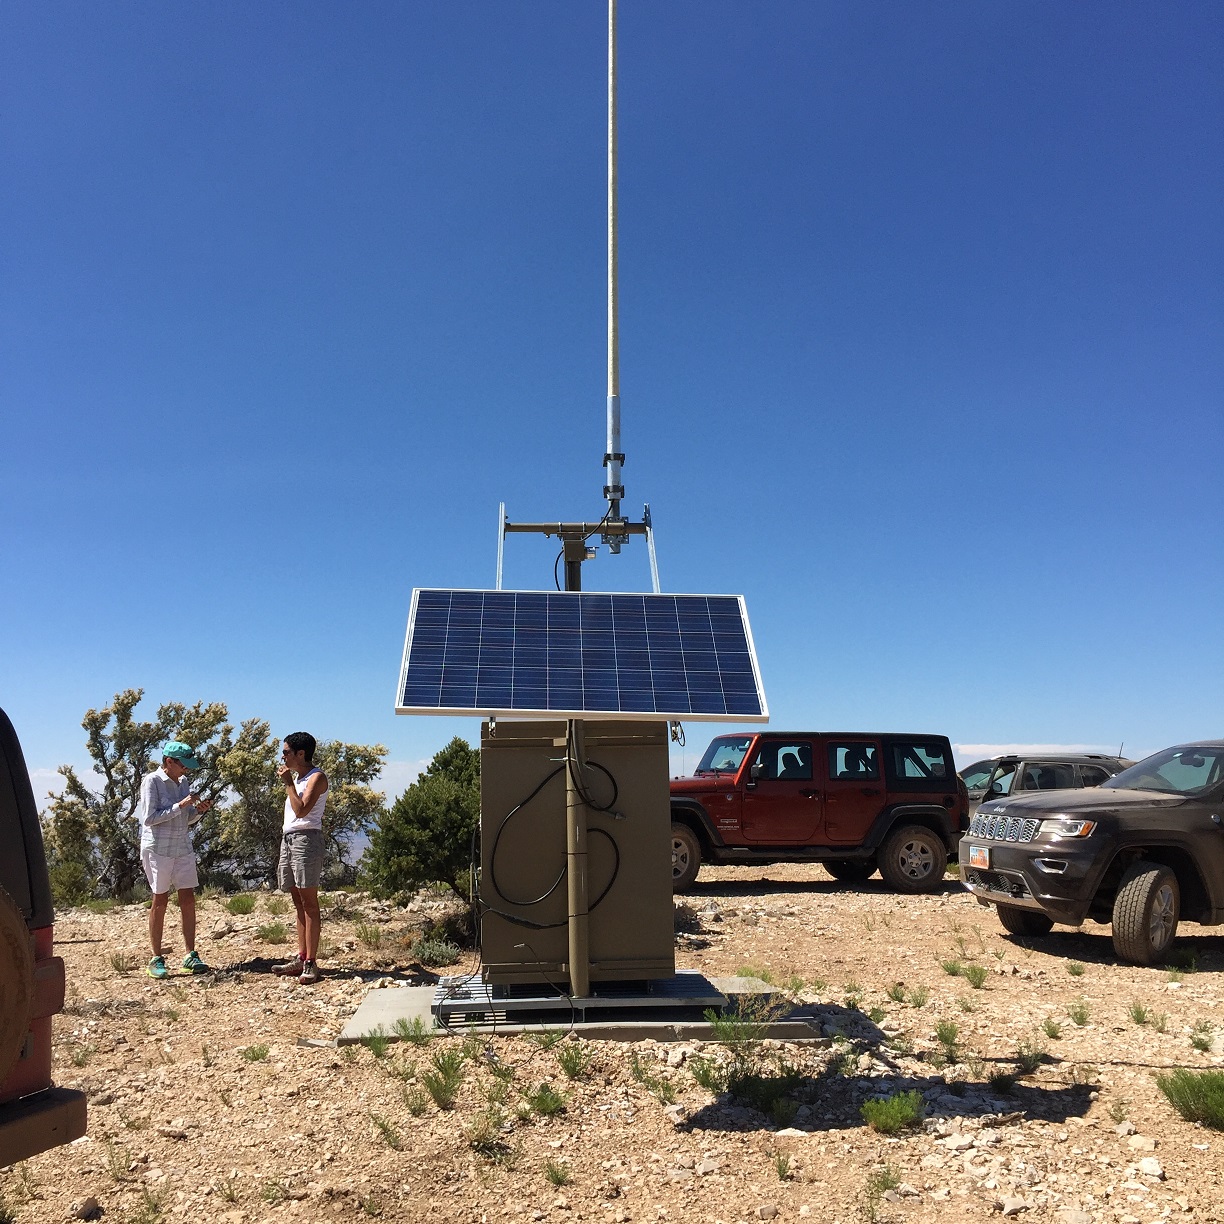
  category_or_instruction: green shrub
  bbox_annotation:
[241,1044,270,1062]
[1068,998,1090,1026]
[629,1052,676,1104]
[256,921,288,944]
[1066,961,1085,977]
[544,1159,570,1186]
[885,981,906,1003]
[1042,1017,1062,1040]
[355,922,383,949]
[962,964,988,989]
[410,935,460,967]
[369,1112,401,1149]
[555,1041,593,1080]
[394,1016,433,1046]
[861,1089,924,1134]
[1129,1000,1151,1025]
[265,896,289,916]
[361,1030,390,1058]
[1191,1020,1215,1053]
[940,959,963,977]
[689,1054,728,1094]
[226,894,256,915]
[1155,1069,1224,1129]
[1015,1038,1046,1074]
[520,1082,566,1118]
[421,1046,465,1109]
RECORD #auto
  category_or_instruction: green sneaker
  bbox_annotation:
[148,955,168,979]
[182,950,209,975]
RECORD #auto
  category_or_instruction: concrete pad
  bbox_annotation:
[338,975,826,1044]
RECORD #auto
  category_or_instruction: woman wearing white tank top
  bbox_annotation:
[273,732,329,984]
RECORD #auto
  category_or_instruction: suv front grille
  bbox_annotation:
[969,813,1040,843]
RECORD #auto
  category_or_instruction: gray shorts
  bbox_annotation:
[278,830,324,890]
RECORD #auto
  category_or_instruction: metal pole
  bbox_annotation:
[565,719,590,998]
[603,0,624,542]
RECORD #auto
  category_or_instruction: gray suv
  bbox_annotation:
[1,706,87,1164]
[960,754,1131,820]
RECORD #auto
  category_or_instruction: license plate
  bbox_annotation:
[968,845,990,869]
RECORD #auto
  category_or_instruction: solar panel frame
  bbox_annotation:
[395,589,769,722]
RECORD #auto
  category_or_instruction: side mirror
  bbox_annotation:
[750,763,763,780]
[988,781,1005,796]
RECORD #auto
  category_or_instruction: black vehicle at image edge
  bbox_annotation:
[960,740,1224,965]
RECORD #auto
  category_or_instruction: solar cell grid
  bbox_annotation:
[396,589,767,721]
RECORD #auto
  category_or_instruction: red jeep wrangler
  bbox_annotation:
[670,731,968,893]
[1,706,87,1165]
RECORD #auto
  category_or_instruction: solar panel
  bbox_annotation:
[396,590,768,722]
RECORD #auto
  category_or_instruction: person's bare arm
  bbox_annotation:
[280,769,328,818]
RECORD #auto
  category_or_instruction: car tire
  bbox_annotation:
[1112,862,1179,966]
[878,825,947,893]
[670,823,702,893]
[995,904,1054,936]
[0,886,34,1086]
[823,859,877,884]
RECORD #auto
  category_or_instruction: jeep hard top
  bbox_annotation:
[671,731,968,894]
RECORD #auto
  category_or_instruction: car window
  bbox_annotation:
[1021,763,1076,791]
[891,742,951,780]
[753,742,812,781]
[960,761,995,790]
[1106,745,1224,796]
[828,742,880,781]
[695,735,752,774]
[987,762,1018,795]
[1078,765,1111,787]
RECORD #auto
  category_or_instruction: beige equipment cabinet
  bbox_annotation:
[479,719,674,986]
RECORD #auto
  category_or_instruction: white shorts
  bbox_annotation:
[141,848,199,894]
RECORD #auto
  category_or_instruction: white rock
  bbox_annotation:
[70,1198,100,1221]
[999,1196,1030,1216]
[1138,1156,1165,1180]
[1115,1121,1136,1136]
[1126,1133,1157,1151]
[756,1206,779,1221]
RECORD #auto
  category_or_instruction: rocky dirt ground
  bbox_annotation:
[3,864,1224,1224]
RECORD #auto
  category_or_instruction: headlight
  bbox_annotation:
[1042,818,1096,839]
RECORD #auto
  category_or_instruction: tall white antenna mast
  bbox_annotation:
[603,0,624,548]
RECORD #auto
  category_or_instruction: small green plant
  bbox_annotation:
[355,921,383,949]
[1155,1069,1224,1129]
[1152,1012,1169,1034]
[1015,1037,1046,1075]
[0,1196,15,1224]
[521,1082,567,1118]
[110,951,137,974]
[163,1007,179,1022]
[217,1088,232,1107]
[402,1085,428,1115]
[1042,1017,1062,1040]
[1108,1098,1130,1123]
[689,1053,728,1094]
[218,1175,240,1203]
[370,1112,401,1149]
[394,1015,433,1046]
[360,1195,383,1217]
[907,984,929,1008]
[958,996,978,1013]
[962,963,988,989]
[1128,1000,1151,1026]
[1166,948,1198,972]
[526,1028,565,1050]
[421,1046,466,1109]
[241,1044,270,1063]
[940,958,964,977]
[786,974,806,995]
[988,1069,1016,1094]
[70,1042,96,1067]
[410,935,460,967]
[1166,966,1184,983]
[257,921,288,944]
[129,1187,164,1224]
[1066,961,1085,977]
[1191,1020,1215,1053]
[361,1030,390,1059]
[861,1089,924,1134]
[866,1005,886,1023]
[265,895,289,915]
[934,1020,959,1062]
[1068,998,1090,1026]
[260,1180,287,1204]
[736,963,775,985]
[466,1106,516,1164]
[885,981,906,1003]
[226,894,256,915]
[861,1163,902,1224]
[104,1138,131,1181]
[1069,1063,1098,1086]
[556,1040,593,1080]
[629,1052,676,1104]
[774,1152,792,1181]
[843,980,863,1008]
[544,1159,571,1186]
[826,1039,857,1077]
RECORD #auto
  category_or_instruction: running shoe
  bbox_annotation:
[182,950,209,974]
[298,959,320,985]
[272,954,305,977]
[147,955,168,979]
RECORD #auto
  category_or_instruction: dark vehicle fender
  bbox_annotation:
[868,805,960,852]
[1095,840,1219,924]
[670,800,724,850]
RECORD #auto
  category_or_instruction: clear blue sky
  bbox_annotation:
[2,2,1220,801]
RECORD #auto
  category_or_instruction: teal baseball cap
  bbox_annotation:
[163,741,201,770]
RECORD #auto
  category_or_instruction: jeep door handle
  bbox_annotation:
[800,790,818,799]
[861,788,880,796]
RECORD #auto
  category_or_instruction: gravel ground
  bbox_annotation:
[3,865,1223,1224]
